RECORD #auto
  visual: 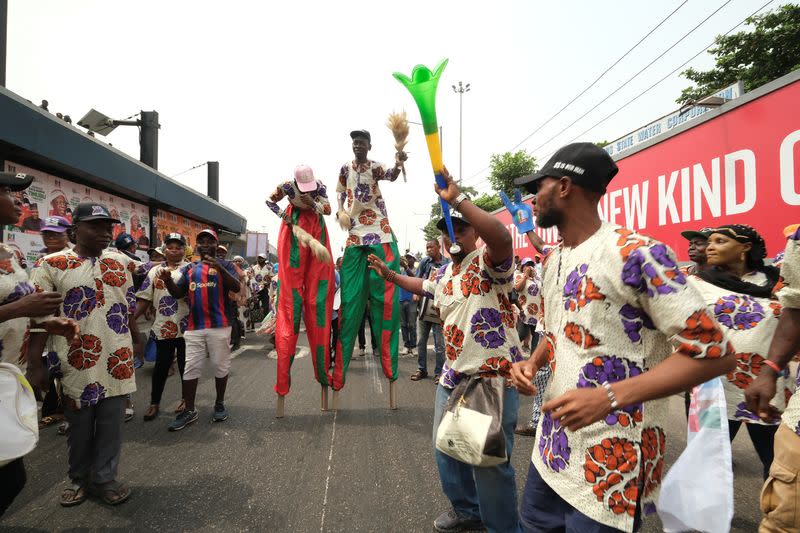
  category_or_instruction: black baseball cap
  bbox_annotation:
[164,232,186,245]
[72,202,121,223]
[350,129,371,142]
[436,215,471,232]
[680,228,713,241]
[0,172,34,191]
[515,142,619,194]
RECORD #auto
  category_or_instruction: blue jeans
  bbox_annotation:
[433,383,521,533]
[417,320,444,375]
[400,300,417,349]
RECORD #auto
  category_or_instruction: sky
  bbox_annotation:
[6,0,787,257]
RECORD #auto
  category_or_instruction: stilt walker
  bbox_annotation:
[334,129,407,406]
[266,165,335,416]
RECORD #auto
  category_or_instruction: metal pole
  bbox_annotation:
[459,89,463,184]
[139,110,160,170]
[207,161,219,201]
[0,0,7,87]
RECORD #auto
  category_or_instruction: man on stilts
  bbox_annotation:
[266,165,335,406]
[334,129,407,392]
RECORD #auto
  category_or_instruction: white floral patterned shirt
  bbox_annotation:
[515,270,541,326]
[421,246,523,388]
[136,262,190,340]
[0,244,34,369]
[30,249,148,406]
[532,222,732,532]
[690,273,792,424]
[777,228,800,433]
[336,160,399,247]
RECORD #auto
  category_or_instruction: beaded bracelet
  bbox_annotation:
[763,360,783,374]
[601,381,618,410]
[386,270,396,283]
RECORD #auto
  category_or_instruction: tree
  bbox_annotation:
[487,151,537,197]
[421,184,479,241]
[473,193,503,212]
[677,4,800,105]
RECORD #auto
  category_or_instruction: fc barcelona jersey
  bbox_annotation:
[178,260,237,331]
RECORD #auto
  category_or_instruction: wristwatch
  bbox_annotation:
[451,193,468,212]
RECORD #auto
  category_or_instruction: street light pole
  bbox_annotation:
[451,81,470,184]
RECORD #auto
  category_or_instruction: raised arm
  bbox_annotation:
[435,167,512,266]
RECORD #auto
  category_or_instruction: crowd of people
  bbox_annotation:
[1,135,799,533]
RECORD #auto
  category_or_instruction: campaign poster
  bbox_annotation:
[3,160,151,263]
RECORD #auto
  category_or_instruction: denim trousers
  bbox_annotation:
[417,320,444,375]
[400,300,417,349]
[432,382,521,533]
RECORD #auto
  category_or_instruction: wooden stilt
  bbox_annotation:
[320,385,329,411]
[276,395,285,418]
[332,390,339,411]
[389,380,398,410]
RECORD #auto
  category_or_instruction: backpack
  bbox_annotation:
[0,363,39,466]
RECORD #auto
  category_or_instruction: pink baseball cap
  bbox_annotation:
[294,164,318,193]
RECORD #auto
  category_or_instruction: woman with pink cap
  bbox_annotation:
[265,165,335,411]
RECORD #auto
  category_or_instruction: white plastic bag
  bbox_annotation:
[658,378,733,533]
[0,362,39,466]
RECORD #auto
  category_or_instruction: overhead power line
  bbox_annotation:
[463,0,731,186]
[171,162,207,178]
[522,0,732,159]
[509,0,689,153]
[534,0,777,162]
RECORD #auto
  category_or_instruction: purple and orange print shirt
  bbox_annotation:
[336,160,399,248]
[532,222,732,533]
[0,244,35,370]
[771,228,800,435]
[421,246,524,389]
[30,249,149,406]
[690,271,792,425]
[136,261,190,340]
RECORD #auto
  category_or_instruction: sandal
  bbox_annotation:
[90,480,132,506]
[174,399,186,413]
[57,421,69,435]
[60,482,87,507]
[39,416,58,429]
[143,404,159,421]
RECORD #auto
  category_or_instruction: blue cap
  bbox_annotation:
[114,233,136,250]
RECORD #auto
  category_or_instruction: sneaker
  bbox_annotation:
[358,347,366,357]
[168,409,198,432]
[410,370,428,381]
[433,509,485,532]
[212,403,229,422]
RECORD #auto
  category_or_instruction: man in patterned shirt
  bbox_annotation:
[511,143,734,533]
[28,202,149,507]
[265,164,335,398]
[746,226,800,532]
[335,129,406,390]
[366,168,523,533]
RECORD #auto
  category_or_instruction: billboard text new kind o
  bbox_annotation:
[495,74,800,261]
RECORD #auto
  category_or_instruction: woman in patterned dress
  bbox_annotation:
[690,224,787,479]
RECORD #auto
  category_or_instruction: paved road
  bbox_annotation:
[3,332,767,532]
